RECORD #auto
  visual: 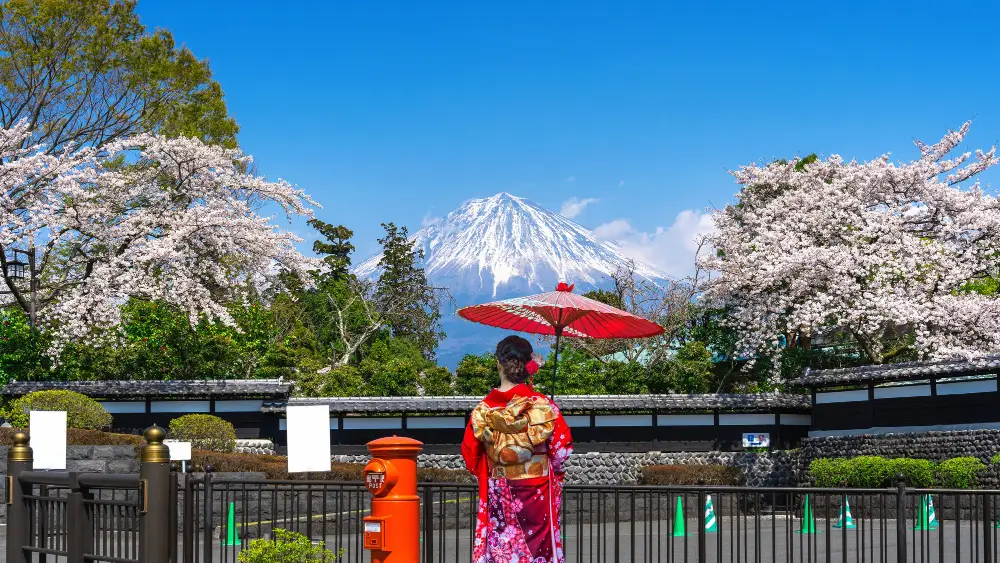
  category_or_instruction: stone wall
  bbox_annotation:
[334,450,800,486]
[236,439,275,455]
[798,429,1000,486]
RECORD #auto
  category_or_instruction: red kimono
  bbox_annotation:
[461,384,573,563]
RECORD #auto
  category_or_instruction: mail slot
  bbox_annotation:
[363,516,387,551]
[362,436,422,563]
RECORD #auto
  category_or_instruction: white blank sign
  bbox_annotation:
[30,411,67,470]
[164,440,192,461]
[286,405,331,473]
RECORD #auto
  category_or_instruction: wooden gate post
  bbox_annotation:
[5,431,32,563]
[139,426,171,563]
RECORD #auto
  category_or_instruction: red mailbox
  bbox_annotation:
[362,436,422,563]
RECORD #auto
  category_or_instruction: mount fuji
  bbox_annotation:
[354,192,670,366]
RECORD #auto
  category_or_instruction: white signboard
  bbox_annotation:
[742,432,770,449]
[164,440,192,461]
[29,411,67,470]
[286,405,331,473]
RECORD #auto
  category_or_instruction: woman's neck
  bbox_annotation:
[497,379,518,392]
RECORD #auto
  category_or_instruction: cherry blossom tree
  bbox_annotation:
[702,122,1000,381]
[0,122,319,353]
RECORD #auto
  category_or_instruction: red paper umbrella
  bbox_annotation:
[458,282,664,398]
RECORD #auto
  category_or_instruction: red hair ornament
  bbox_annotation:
[525,357,542,388]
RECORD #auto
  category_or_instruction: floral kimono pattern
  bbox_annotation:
[461,384,573,563]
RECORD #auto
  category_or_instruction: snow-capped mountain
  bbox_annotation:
[354,193,670,366]
[355,192,667,296]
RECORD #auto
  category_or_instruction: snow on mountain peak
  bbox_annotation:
[354,192,668,298]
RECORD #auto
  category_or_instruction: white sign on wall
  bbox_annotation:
[30,410,67,470]
[286,405,331,473]
[742,432,770,449]
[164,440,192,461]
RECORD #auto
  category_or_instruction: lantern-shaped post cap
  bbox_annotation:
[140,425,170,463]
[8,431,32,462]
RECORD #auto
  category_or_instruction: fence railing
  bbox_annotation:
[5,428,174,563]
[180,477,1000,563]
[9,428,1000,563]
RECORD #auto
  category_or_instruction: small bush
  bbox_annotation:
[168,414,237,452]
[937,457,987,489]
[991,452,1000,466]
[639,465,743,486]
[809,458,849,487]
[888,458,936,488]
[810,456,938,488]
[1,390,112,430]
[842,456,892,488]
[238,528,342,562]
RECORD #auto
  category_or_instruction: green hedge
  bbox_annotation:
[937,457,986,489]
[809,458,850,487]
[168,414,237,452]
[0,428,143,446]
[1,390,112,430]
[810,456,982,489]
[892,458,936,488]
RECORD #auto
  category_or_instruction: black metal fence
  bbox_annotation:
[17,472,149,562]
[179,478,1000,563]
[5,429,175,563]
[10,429,1000,563]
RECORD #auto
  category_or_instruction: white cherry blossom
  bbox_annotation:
[0,123,319,353]
[702,122,1000,383]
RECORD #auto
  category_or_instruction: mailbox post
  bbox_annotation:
[362,436,423,563]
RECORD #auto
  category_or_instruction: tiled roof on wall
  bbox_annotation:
[797,355,1000,387]
[261,393,811,414]
[1,379,293,399]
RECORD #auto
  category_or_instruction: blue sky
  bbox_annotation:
[138,1,1000,277]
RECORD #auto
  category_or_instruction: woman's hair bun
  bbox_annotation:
[496,335,534,384]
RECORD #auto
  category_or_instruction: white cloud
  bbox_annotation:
[560,197,598,219]
[619,180,625,187]
[421,213,442,227]
[593,210,717,278]
[592,219,632,240]
[565,176,576,183]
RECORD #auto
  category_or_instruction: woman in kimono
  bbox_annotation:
[461,335,573,563]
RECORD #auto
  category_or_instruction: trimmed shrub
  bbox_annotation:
[937,457,987,489]
[168,414,237,452]
[810,456,938,488]
[888,458,936,488]
[638,465,743,486]
[238,528,342,562]
[0,428,143,447]
[186,450,472,483]
[809,458,849,487]
[1,390,112,430]
[842,456,892,488]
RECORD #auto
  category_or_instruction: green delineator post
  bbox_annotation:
[796,494,819,535]
[224,502,239,546]
[704,494,718,533]
[913,494,938,531]
[673,496,688,537]
[833,497,856,530]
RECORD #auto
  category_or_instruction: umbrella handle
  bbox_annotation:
[551,330,561,401]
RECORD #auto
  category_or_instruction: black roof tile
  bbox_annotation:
[261,393,811,414]
[1,379,293,399]
[796,355,1000,387]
